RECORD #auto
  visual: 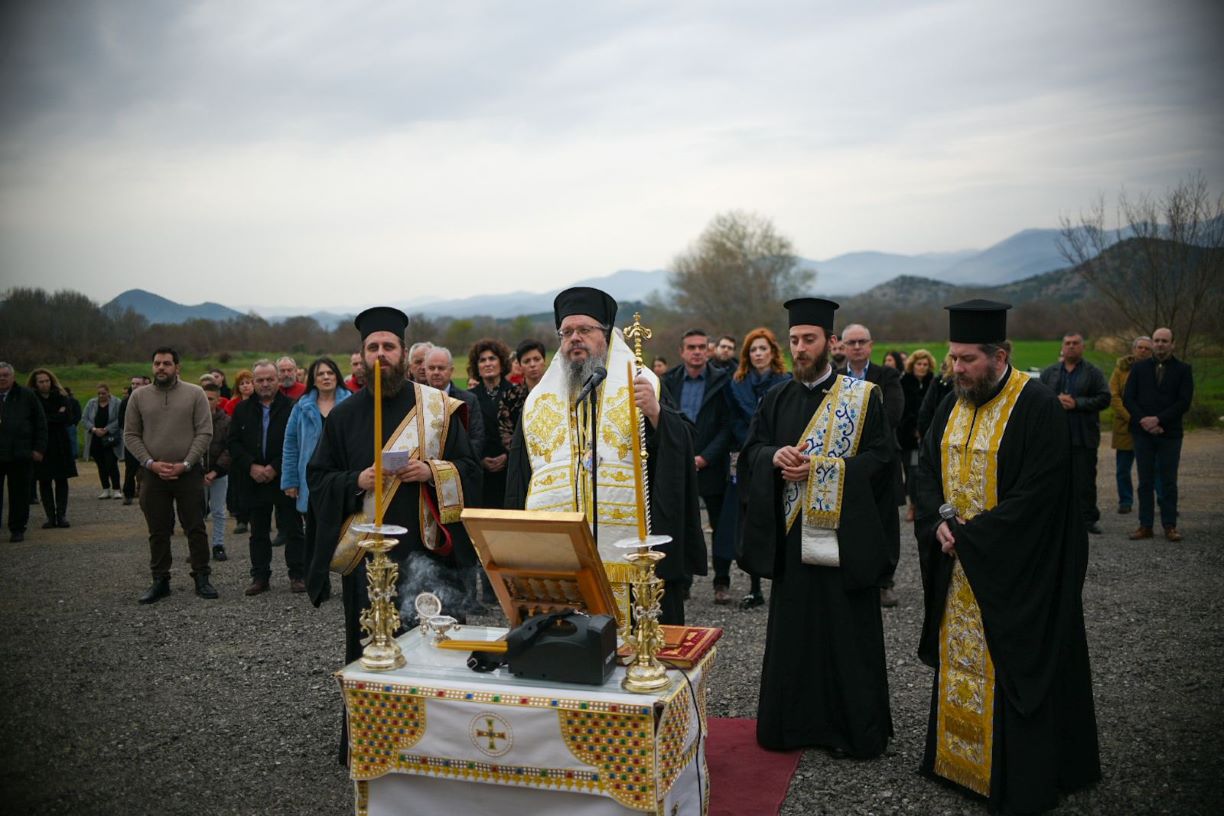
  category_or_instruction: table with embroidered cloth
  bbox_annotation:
[338,625,714,816]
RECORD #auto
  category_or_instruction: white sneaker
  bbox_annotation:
[98,490,109,499]
[109,489,120,499]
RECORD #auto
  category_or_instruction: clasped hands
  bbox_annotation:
[772,441,812,482]
[357,458,433,490]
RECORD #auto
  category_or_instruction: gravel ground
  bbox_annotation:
[2,431,1221,815]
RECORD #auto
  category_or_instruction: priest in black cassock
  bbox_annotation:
[739,297,895,757]
[914,300,1099,814]
[305,306,481,669]
[505,286,705,625]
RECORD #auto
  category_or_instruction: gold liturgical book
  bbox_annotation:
[460,508,621,628]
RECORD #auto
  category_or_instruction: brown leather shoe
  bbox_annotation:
[244,579,270,596]
[290,578,307,593]
[713,587,733,605]
[1164,526,1183,542]
[1128,526,1154,540]
[880,587,898,608]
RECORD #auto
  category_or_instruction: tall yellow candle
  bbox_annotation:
[373,358,384,526]
[626,361,647,541]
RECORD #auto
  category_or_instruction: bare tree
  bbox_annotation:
[1059,173,1224,356]
[667,211,812,339]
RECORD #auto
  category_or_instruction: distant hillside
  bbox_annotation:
[103,289,245,324]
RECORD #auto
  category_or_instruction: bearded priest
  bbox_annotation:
[738,297,896,758]
[914,299,1100,814]
[505,286,705,625]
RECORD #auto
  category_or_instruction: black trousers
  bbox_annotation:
[123,451,140,500]
[703,491,731,586]
[0,459,33,533]
[139,468,210,578]
[93,446,121,490]
[1069,446,1100,525]
[38,477,69,523]
[247,493,304,581]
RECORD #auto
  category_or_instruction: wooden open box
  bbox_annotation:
[459,508,621,628]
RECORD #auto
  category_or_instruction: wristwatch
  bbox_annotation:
[938,503,957,522]
[181,460,192,472]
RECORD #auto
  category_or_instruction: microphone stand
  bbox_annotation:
[587,385,600,545]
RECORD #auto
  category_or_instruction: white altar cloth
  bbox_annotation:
[338,626,712,816]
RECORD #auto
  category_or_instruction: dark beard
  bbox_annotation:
[374,357,409,397]
[565,353,606,400]
[831,352,846,370]
[792,347,830,384]
[954,361,1003,405]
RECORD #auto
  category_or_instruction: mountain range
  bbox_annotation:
[103,225,1096,326]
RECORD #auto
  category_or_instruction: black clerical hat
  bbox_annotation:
[553,286,618,329]
[945,299,1011,343]
[353,306,409,341]
[783,297,839,332]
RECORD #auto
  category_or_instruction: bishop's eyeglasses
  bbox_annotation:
[557,325,604,339]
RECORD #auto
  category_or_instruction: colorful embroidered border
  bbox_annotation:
[398,752,602,792]
[340,678,655,715]
[560,707,656,810]
[344,686,426,780]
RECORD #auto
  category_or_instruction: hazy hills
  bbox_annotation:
[102,225,1098,326]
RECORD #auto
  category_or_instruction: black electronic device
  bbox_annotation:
[506,612,618,686]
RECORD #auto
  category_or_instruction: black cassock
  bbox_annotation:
[304,385,481,666]
[739,376,895,757]
[915,369,1100,814]
[504,397,706,626]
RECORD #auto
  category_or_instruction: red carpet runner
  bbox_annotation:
[707,717,803,815]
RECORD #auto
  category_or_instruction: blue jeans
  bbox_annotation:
[1133,433,1180,529]
[205,475,228,549]
[1116,449,1163,510]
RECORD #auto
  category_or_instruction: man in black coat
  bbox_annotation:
[228,360,305,595]
[1123,326,1194,541]
[840,323,903,606]
[0,363,48,542]
[423,346,485,461]
[662,329,733,603]
[1039,332,1111,534]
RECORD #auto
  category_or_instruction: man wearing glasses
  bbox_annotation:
[840,324,904,607]
[506,286,706,625]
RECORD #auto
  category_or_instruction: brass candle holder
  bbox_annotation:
[351,522,409,671]
[616,533,673,693]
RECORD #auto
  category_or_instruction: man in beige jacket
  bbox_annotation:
[124,346,216,603]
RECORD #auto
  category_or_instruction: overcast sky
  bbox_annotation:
[1,0,1221,312]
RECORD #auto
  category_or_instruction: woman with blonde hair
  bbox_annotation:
[721,327,791,608]
[899,349,936,521]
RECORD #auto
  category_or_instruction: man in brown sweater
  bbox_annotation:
[123,346,217,603]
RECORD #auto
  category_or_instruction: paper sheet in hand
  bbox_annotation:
[382,450,415,472]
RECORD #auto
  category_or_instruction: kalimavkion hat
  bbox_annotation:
[783,297,839,332]
[945,299,1011,344]
[553,287,618,330]
[353,306,410,341]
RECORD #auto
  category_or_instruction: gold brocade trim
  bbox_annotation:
[656,682,693,798]
[559,708,656,811]
[343,686,426,780]
[354,780,368,816]
[804,455,846,528]
[427,460,464,525]
[933,369,1028,797]
[604,561,635,627]
[525,392,568,465]
[600,385,634,461]
[339,677,661,714]
[935,560,996,797]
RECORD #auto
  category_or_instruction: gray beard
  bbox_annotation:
[955,362,1004,405]
[565,353,606,400]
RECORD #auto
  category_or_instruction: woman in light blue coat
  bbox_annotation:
[282,357,351,514]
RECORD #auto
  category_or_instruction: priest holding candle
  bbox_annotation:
[306,306,481,677]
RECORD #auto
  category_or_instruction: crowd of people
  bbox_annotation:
[0,289,1199,816]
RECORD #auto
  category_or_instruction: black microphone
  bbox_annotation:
[574,366,608,404]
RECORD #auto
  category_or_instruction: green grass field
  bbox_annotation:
[15,342,1222,457]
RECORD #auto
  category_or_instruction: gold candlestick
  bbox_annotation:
[617,311,671,693]
[352,522,408,671]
